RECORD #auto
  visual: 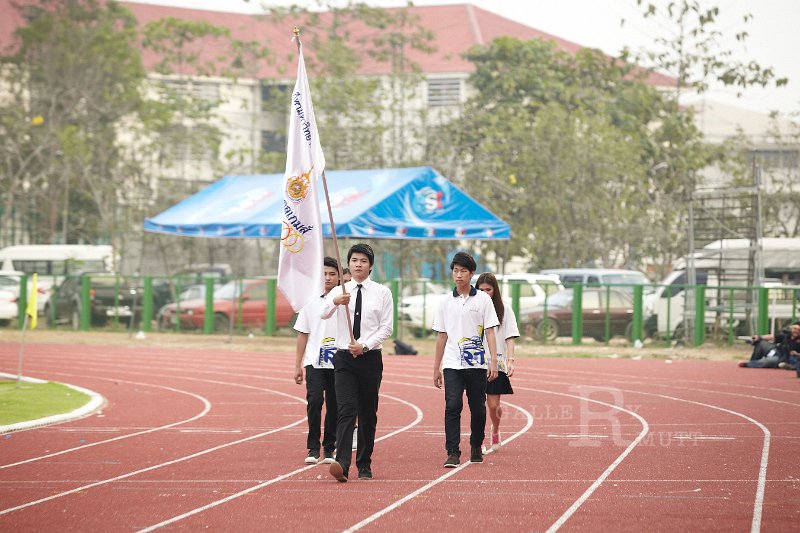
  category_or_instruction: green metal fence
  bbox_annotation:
[10,275,800,346]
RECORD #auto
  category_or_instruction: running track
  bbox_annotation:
[1,342,798,531]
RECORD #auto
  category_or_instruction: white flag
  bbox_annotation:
[278,44,325,312]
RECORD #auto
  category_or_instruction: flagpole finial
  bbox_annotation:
[292,26,300,37]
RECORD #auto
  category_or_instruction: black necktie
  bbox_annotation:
[353,284,363,340]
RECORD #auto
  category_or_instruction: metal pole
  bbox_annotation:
[293,28,355,344]
[686,188,696,345]
[17,313,29,387]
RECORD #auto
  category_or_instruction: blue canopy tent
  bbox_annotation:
[144,167,509,241]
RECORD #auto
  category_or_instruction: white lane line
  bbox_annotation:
[523,377,771,533]
[640,392,770,533]
[342,399,534,533]
[1,377,212,470]
[513,388,649,533]
[136,393,424,532]
[0,386,307,517]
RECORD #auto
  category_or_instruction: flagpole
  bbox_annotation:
[293,28,355,345]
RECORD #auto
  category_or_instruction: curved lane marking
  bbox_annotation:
[343,396,534,533]
[1,376,212,470]
[519,377,770,533]
[136,393,424,532]
[0,383,307,517]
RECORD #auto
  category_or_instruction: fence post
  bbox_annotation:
[141,276,153,332]
[693,285,705,346]
[17,274,28,329]
[757,287,769,335]
[203,277,214,334]
[510,282,521,330]
[265,278,277,336]
[572,284,583,345]
[390,279,399,339]
[632,285,643,342]
[80,275,91,331]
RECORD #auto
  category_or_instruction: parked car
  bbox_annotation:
[0,289,17,325]
[521,287,635,342]
[0,270,51,313]
[45,273,171,328]
[157,279,294,332]
[398,273,564,335]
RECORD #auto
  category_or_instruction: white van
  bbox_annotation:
[648,239,800,338]
[539,268,651,290]
[0,245,116,313]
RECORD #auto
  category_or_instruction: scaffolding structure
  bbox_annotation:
[686,166,763,338]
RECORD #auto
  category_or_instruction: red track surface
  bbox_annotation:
[1,342,798,531]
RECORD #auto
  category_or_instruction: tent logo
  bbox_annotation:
[286,167,313,203]
[281,221,305,253]
[412,186,444,215]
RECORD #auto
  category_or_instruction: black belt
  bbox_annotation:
[336,348,381,355]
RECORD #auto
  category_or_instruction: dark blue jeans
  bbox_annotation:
[443,368,487,454]
[305,365,336,453]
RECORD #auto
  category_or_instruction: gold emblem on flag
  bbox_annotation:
[281,221,305,253]
[286,167,313,203]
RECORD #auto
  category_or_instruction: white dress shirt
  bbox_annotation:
[322,277,393,351]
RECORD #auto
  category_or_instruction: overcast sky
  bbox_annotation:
[130,0,799,117]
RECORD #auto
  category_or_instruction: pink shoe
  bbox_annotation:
[490,431,501,451]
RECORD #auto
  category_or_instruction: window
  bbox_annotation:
[158,79,219,103]
[582,291,601,310]
[245,283,267,300]
[753,149,799,170]
[261,130,287,154]
[261,82,291,112]
[427,78,461,108]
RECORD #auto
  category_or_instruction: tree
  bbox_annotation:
[430,37,711,272]
[625,0,787,98]
[0,0,148,245]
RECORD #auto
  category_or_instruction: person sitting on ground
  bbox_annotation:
[738,321,800,369]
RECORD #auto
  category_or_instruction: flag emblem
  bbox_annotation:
[286,168,312,203]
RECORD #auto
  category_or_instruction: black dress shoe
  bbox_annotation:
[357,467,372,480]
[329,461,348,482]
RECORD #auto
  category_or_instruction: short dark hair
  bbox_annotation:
[323,256,339,270]
[348,243,374,266]
[450,251,476,273]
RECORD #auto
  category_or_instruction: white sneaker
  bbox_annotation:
[321,450,335,464]
[304,450,319,464]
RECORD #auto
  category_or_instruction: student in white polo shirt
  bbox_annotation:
[433,251,499,467]
[294,257,341,465]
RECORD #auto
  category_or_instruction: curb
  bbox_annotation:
[0,374,105,434]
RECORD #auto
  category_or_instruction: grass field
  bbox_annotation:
[0,381,90,425]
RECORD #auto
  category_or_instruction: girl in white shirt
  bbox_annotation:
[476,272,519,451]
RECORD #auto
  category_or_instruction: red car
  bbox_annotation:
[521,287,635,342]
[157,279,295,332]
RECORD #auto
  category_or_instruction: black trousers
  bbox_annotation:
[443,368,487,454]
[333,349,382,473]
[305,365,337,453]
